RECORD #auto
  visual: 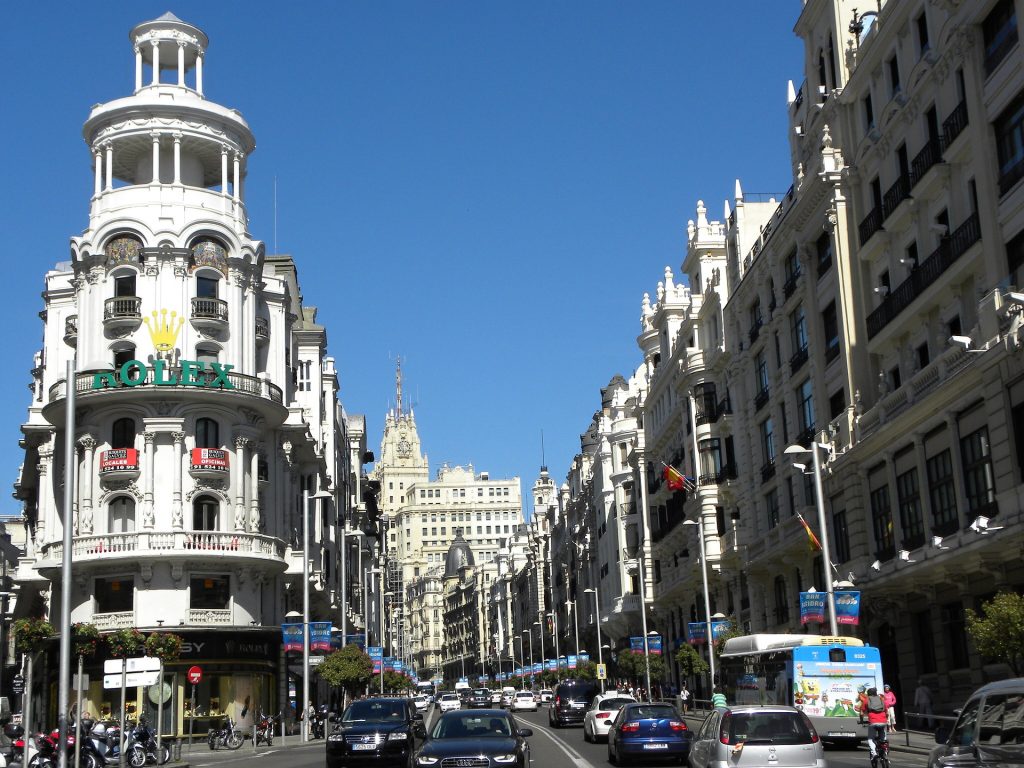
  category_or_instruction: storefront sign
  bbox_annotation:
[92,359,236,390]
[191,448,229,471]
[179,634,276,659]
[100,448,139,472]
[800,591,827,625]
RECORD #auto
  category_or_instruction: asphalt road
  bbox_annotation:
[206,704,939,768]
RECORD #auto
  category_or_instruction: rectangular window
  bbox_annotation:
[829,389,846,420]
[96,577,134,614]
[984,0,1019,76]
[765,488,780,530]
[190,575,230,610]
[995,92,1024,195]
[761,418,776,465]
[870,484,895,559]
[798,379,815,434]
[961,426,996,514]
[927,449,959,535]
[888,55,901,96]
[816,231,833,275]
[790,305,808,353]
[864,93,875,131]
[756,351,769,395]
[896,468,925,549]
[832,507,850,563]
[822,301,839,361]
[196,276,219,299]
[916,12,930,55]
[943,601,971,669]
[114,274,137,298]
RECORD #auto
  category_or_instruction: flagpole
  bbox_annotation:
[687,392,716,691]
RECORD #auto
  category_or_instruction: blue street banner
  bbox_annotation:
[558,657,567,669]
[578,652,590,664]
[568,655,577,669]
[480,675,489,683]
[282,623,303,653]
[630,636,645,653]
[546,659,556,671]
[800,591,827,625]
[310,622,332,652]
[648,635,663,655]
[835,590,862,625]
[368,646,383,674]
[687,621,730,645]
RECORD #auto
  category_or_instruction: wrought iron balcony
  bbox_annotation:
[754,387,770,412]
[191,297,229,324]
[103,297,143,332]
[760,460,776,484]
[749,320,763,345]
[866,212,981,338]
[910,141,942,188]
[882,174,912,220]
[255,316,270,345]
[942,99,968,151]
[783,273,800,300]
[858,207,883,245]
[789,346,809,375]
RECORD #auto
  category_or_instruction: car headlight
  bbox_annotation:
[416,757,439,766]
[327,734,344,742]
[493,755,517,764]
[388,732,407,741]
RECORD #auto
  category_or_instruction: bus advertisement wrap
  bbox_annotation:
[793,645,881,719]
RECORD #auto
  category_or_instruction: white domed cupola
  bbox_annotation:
[130,12,209,94]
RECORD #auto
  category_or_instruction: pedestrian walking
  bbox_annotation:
[680,684,691,715]
[711,688,727,708]
[913,679,933,730]
[883,684,897,732]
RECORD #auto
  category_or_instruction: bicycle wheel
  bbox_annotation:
[226,730,244,750]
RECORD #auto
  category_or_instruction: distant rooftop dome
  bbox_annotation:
[444,530,475,578]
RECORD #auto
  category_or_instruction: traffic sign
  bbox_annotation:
[596,663,607,681]
[73,673,90,690]
[309,656,325,666]
[104,657,160,675]
[11,675,24,695]
[103,671,159,689]
[187,666,202,684]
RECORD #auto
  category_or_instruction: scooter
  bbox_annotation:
[207,716,243,750]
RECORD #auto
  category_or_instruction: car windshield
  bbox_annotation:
[722,712,814,745]
[516,693,532,699]
[431,713,513,739]
[626,705,677,720]
[599,698,635,711]
[342,701,407,723]
[440,695,459,702]
[474,690,489,696]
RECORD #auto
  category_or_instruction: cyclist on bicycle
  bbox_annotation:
[865,687,888,765]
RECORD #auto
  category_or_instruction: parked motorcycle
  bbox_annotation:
[311,706,328,740]
[254,712,278,747]
[27,727,74,768]
[125,717,168,766]
[2,723,23,767]
[207,716,243,750]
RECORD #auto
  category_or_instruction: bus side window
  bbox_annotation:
[950,697,982,748]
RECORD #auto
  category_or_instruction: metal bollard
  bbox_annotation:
[253,724,257,751]
[172,739,181,762]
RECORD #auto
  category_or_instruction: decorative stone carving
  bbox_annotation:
[185,479,229,501]
[98,482,143,504]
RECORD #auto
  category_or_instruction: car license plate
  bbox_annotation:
[352,743,376,750]
[571,702,584,708]
[827,731,857,737]
[644,743,668,750]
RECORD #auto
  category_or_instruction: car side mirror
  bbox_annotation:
[413,713,423,721]
[519,728,533,738]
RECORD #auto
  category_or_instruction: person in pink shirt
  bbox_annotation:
[883,684,897,732]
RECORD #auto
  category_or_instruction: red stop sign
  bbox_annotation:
[187,666,202,685]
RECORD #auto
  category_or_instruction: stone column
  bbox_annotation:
[151,131,161,184]
[36,448,52,544]
[93,149,102,198]
[151,40,160,86]
[250,446,261,532]
[233,436,248,531]
[172,431,185,529]
[177,41,186,86]
[134,45,142,91]
[173,132,182,184]
[196,51,203,95]
[79,436,96,535]
[104,143,113,191]
[143,432,156,528]
[220,147,229,198]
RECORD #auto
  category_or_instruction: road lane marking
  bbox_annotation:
[527,718,593,768]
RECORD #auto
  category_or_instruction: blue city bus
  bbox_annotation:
[718,634,884,745]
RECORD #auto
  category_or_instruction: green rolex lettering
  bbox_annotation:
[180,360,204,387]
[119,360,147,387]
[92,371,118,389]
[153,359,179,386]
[208,363,235,389]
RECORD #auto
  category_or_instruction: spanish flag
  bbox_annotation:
[796,513,823,551]
[662,463,695,492]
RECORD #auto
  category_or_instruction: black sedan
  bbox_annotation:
[467,689,493,709]
[413,709,532,767]
[326,697,424,768]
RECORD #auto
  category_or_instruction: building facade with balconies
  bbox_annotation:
[11,13,356,733]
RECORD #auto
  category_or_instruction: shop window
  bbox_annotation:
[913,610,937,673]
[96,576,134,613]
[943,601,971,669]
[191,575,230,610]
[773,576,789,624]
[111,417,136,449]
[109,497,136,534]
[193,496,219,531]
[196,418,219,449]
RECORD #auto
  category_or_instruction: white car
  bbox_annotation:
[539,689,554,704]
[583,693,636,742]
[501,687,516,707]
[511,691,539,712]
[412,695,430,711]
[490,690,503,705]
[437,693,462,713]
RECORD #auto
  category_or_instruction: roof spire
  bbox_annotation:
[395,356,403,417]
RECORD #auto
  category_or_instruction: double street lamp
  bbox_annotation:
[583,587,604,692]
[301,489,332,742]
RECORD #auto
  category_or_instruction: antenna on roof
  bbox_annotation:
[273,176,278,255]
[540,429,547,472]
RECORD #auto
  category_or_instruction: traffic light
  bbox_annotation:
[363,479,382,522]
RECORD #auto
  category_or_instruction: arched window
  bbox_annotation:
[111,418,136,449]
[196,346,219,364]
[196,418,219,449]
[112,346,136,370]
[110,497,136,533]
[193,496,219,531]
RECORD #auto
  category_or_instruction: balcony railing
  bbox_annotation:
[760,460,776,484]
[783,273,800,300]
[858,207,884,245]
[188,608,233,625]
[711,397,732,423]
[255,316,270,342]
[104,296,142,320]
[882,174,912,220]
[700,463,737,486]
[866,212,981,338]
[41,530,286,564]
[789,346,809,375]
[754,388,770,412]
[942,99,968,150]
[910,141,942,187]
[749,320,763,345]
[191,297,229,322]
[797,425,817,447]
[93,611,135,631]
[49,368,284,404]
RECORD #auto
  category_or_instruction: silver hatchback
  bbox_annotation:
[689,705,827,768]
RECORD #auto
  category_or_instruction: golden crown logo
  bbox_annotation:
[143,309,184,352]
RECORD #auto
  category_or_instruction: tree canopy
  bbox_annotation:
[316,644,373,698]
[966,591,1024,675]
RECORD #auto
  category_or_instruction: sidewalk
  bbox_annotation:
[164,734,325,767]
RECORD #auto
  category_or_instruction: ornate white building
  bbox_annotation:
[12,13,359,733]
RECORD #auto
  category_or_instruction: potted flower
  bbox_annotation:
[72,623,101,658]
[106,628,146,659]
[14,617,54,655]
[144,632,184,662]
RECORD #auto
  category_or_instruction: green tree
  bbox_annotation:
[674,643,709,682]
[564,660,597,681]
[712,616,743,655]
[616,650,665,684]
[382,671,408,693]
[966,591,1024,674]
[316,644,373,700]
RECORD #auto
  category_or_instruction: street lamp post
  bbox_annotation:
[634,434,654,702]
[523,629,534,682]
[784,442,839,635]
[682,518,716,689]
[302,489,332,742]
[547,612,560,678]
[583,588,604,693]
[533,621,545,682]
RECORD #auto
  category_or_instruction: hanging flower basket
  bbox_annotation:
[14,617,54,655]
[72,623,101,658]
[106,628,146,659]
[144,632,184,662]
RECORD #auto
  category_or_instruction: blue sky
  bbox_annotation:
[0,3,802,516]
